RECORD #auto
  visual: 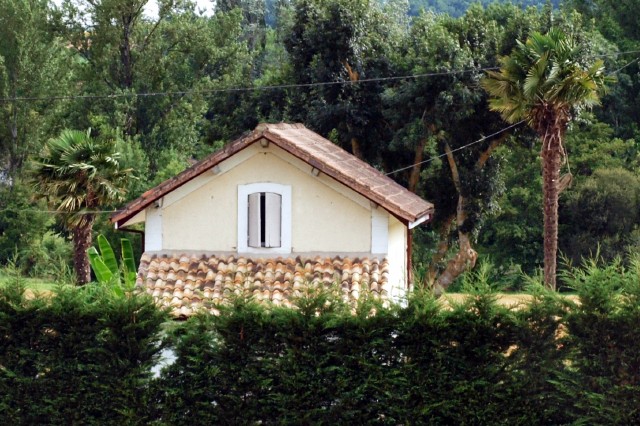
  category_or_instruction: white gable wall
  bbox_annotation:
[138,142,413,297]
[145,207,163,251]
[159,144,371,253]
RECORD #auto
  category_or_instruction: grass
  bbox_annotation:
[0,270,62,293]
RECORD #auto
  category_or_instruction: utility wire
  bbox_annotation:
[385,121,526,176]
[609,56,640,75]
[0,208,120,214]
[0,66,499,103]
[1,49,638,103]
[383,52,640,177]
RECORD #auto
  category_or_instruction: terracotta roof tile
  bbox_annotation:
[137,252,390,317]
[112,123,433,227]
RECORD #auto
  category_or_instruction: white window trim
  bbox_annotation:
[238,183,292,254]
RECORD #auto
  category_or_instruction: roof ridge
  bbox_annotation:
[112,123,433,227]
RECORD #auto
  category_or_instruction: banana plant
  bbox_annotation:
[87,234,137,296]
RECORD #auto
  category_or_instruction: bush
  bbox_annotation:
[0,181,50,268]
[0,283,167,425]
[2,258,640,424]
[560,257,640,425]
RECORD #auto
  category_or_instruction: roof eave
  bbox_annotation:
[408,212,433,229]
[110,129,266,226]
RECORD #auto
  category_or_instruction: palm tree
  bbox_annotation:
[481,29,609,289]
[32,129,132,285]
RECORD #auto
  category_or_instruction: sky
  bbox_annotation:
[145,0,214,18]
[51,1,215,18]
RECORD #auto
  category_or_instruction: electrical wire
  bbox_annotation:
[0,49,637,103]
[0,208,120,214]
[382,52,640,177]
[0,66,499,103]
[385,121,525,176]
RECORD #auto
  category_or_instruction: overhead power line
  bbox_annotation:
[0,66,499,103]
[0,208,120,214]
[385,121,525,176]
[0,48,638,103]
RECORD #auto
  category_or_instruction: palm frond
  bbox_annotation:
[482,29,609,132]
[31,129,132,223]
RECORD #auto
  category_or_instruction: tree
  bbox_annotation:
[31,129,132,284]
[283,0,395,160]
[382,4,546,293]
[482,29,609,289]
[60,0,251,175]
[561,167,640,265]
[0,0,73,177]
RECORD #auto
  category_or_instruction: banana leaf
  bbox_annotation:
[121,238,137,290]
[97,235,118,276]
[88,246,113,284]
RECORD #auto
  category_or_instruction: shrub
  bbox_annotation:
[2,257,640,424]
[0,283,167,425]
[560,256,640,425]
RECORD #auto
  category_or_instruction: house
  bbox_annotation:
[111,123,434,316]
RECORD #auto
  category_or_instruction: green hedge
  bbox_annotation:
[0,284,167,425]
[2,259,640,424]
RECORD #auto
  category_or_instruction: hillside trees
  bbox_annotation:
[383,5,545,292]
[568,0,640,139]
[0,0,632,287]
[283,0,398,160]
[0,0,74,177]
[59,0,252,174]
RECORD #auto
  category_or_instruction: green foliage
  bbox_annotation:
[407,0,561,17]
[20,232,74,283]
[31,128,133,284]
[479,144,544,276]
[31,129,131,223]
[3,259,640,423]
[0,283,167,424]
[0,0,74,176]
[0,180,49,267]
[561,167,640,263]
[559,256,640,424]
[88,235,137,295]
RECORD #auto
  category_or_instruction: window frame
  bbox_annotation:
[238,183,292,254]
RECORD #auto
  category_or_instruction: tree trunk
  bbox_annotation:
[541,139,563,290]
[426,213,455,286]
[72,215,95,285]
[350,137,362,159]
[433,195,477,296]
[429,144,477,294]
[408,138,427,193]
[428,135,508,294]
[536,105,568,290]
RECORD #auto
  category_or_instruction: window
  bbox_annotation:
[248,192,281,248]
[238,183,291,254]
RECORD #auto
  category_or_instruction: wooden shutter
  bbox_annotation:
[264,192,281,247]
[248,192,261,248]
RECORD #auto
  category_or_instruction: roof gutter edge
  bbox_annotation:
[408,213,432,229]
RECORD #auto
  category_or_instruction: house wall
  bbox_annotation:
[159,144,371,253]
[387,215,408,300]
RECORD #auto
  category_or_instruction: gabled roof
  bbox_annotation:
[111,123,434,228]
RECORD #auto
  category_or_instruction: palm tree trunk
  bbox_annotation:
[73,215,95,285]
[541,133,563,290]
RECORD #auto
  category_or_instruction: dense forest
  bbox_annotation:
[1,0,638,289]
